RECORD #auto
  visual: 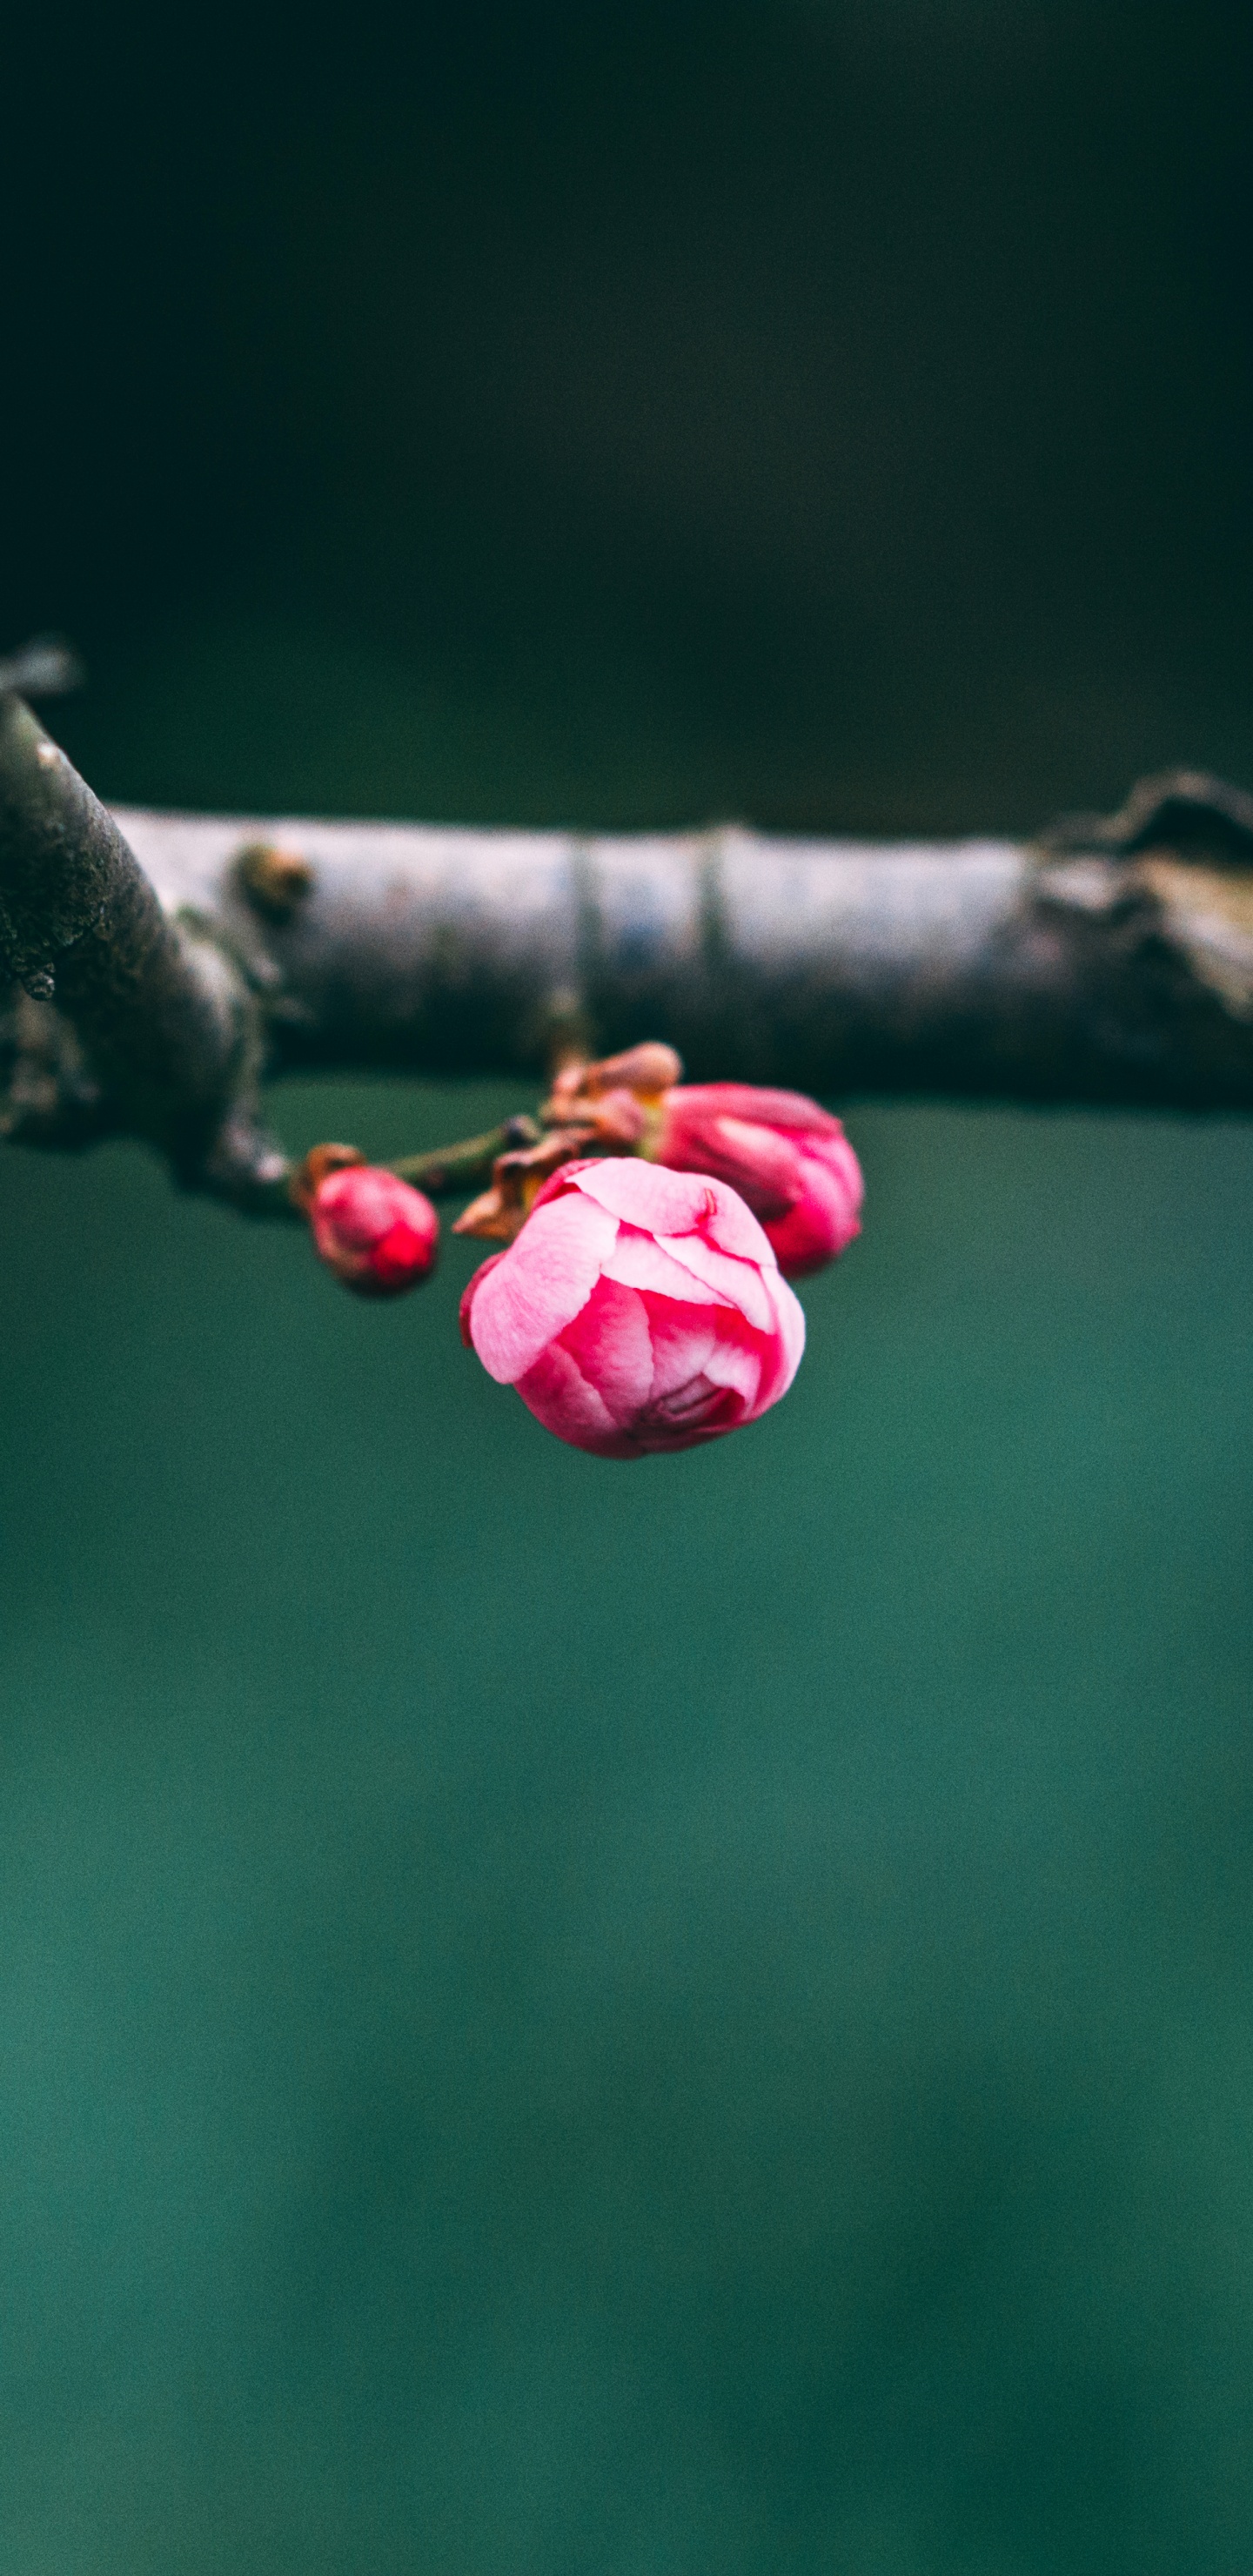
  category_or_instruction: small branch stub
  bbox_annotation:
[0,636,84,702]
[236,842,316,924]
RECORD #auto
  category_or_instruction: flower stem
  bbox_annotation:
[390,1117,540,1197]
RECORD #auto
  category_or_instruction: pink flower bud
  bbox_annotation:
[654,1084,863,1278]
[459,1157,805,1458]
[310,1164,439,1297]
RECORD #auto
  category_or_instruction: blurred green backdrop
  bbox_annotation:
[3,3,1253,2569]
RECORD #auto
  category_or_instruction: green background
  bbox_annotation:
[4,1093,1253,2572]
[4,3,1253,2567]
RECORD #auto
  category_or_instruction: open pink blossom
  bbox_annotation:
[459,1158,805,1458]
[310,1165,439,1297]
[653,1084,863,1277]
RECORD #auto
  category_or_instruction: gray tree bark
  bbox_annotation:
[4,689,1253,1212]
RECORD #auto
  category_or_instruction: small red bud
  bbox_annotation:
[308,1164,439,1298]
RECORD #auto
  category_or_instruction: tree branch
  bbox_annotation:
[0,696,286,1204]
[5,693,1253,1216]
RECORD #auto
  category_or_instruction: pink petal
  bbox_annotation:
[646,1378,745,1439]
[765,1150,862,1276]
[805,1130,865,1197]
[559,1278,655,1426]
[659,1099,801,1218]
[459,1251,506,1345]
[653,1229,777,1332]
[528,1159,600,1215]
[514,1337,620,1447]
[669,1083,844,1138]
[696,1181,780,1266]
[603,1223,733,1305]
[693,1332,762,1414]
[750,1270,807,1412]
[641,1305,719,1402]
[570,1156,780,1277]
[567,1157,724,1237]
[367,1218,436,1288]
[312,1165,431,1256]
[643,1300,761,1420]
[467,1191,618,1384]
[701,1116,801,1218]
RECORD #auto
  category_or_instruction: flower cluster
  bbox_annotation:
[292,1046,862,1459]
